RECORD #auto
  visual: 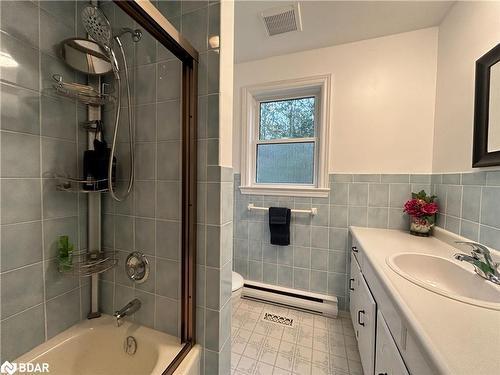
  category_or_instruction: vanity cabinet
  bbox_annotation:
[349,237,434,375]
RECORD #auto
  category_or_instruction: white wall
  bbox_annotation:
[233,28,439,174]
[432,1,500,173]
[219,0,234,168]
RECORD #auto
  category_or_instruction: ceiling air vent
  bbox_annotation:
[261,3,303,37]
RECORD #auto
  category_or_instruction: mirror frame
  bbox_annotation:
[473,43,500,167]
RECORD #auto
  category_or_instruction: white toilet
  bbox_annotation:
[232,271,244,303]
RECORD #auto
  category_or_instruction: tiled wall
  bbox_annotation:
[233,171,500,312]
[432,171,500,251]
[233,173,433,311]
[0,0,90,361]
[196,166,233,375]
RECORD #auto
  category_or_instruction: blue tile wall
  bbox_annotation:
[233,173,424,311]
[233,171,500,313]
[0,0,89,362]
[432,171,500,251]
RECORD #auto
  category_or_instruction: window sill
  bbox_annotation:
[239,185,330,198]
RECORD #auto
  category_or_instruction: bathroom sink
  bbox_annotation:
[386,253,500,310]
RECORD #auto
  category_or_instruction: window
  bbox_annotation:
[240,75,331,197]
[256,97,317,185]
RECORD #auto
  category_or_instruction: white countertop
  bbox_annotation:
[350,227,500,375]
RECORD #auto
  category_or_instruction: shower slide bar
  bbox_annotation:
[247,203,318,216]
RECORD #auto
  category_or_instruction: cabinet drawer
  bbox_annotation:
[376,311,409,375]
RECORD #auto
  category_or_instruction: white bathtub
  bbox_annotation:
[15,315,200,375]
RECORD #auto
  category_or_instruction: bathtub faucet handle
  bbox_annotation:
[113,298,141,327]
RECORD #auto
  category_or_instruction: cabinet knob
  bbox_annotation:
[349,278,355,291]
[352,246,358,253]
[357,310,365,326]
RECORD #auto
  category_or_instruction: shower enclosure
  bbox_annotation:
[104,1,198,368]
[0,0,198,373]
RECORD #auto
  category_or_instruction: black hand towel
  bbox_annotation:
[269,207,291,246]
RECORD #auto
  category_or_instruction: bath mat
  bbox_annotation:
[262,312,294,327]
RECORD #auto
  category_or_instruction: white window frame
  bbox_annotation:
[240,75,331,197]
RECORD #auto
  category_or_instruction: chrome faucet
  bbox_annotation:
[454,241,500,285]
[113,298,141,326]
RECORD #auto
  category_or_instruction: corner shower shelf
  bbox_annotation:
[59,250,117,277]
[52,74,113,106]
[56,175,110,193]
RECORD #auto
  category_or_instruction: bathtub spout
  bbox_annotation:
[113,298,141,327]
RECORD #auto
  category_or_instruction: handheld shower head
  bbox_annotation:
[81,6,120,78]
[81,6,142,48]
[81,6,112,47]
[80,5,139,202]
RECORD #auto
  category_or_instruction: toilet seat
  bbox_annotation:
[232,271,244,292]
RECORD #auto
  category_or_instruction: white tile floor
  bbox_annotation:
[231,298,363,375]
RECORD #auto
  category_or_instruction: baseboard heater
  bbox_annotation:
[242,280,338,318]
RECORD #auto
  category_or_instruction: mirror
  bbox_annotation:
[473,43,500,167]
[488,61,500,152]
[60,38,113,76]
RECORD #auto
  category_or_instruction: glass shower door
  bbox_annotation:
[97,0,198,372]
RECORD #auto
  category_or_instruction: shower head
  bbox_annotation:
[82,6,142,46]
[81,6,112,47]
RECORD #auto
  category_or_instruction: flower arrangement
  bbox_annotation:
[403,190,438,236]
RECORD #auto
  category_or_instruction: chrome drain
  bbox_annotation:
[124,336,137,355]
[262,312,294,327]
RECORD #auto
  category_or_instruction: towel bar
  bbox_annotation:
[247,203,318,216]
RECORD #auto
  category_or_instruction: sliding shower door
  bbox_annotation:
[99,0,197,371]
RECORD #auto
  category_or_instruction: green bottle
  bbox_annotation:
[58,235,74,272]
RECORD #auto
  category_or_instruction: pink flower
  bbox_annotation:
[421,202,438,215]
[403,198,439,218]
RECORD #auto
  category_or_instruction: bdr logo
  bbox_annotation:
[1,361,50,374]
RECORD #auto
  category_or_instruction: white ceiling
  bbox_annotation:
[234,1,455,63]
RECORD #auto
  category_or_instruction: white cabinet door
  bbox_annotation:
[356,274,377,375]
[375,311,409,375]
[349,254,361,330]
